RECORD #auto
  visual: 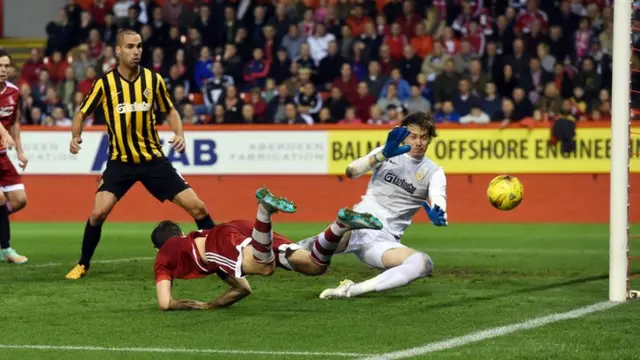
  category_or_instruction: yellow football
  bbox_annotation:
[487,175,524,211]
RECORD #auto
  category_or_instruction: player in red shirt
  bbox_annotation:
[0,49,28,264]
[153,187,383,311]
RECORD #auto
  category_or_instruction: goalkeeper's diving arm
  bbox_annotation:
[155,274,251,311]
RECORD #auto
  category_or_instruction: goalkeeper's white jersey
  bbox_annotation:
[353,146,446,239]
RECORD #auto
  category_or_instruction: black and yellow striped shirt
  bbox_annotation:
[79,67,174,163]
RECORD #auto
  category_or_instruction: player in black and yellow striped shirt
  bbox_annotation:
[65,30,215,280]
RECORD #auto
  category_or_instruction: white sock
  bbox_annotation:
[348,253,433,297]
[256,203,271,223]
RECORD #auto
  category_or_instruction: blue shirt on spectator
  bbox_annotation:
[380,79,411,102]
[194,60,214,91]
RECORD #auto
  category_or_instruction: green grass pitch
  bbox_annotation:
[1,222,639,360]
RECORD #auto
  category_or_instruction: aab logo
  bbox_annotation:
[0,106,14,117]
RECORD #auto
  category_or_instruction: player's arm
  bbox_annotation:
[156,73,185,153]
[345,127,411,179]
[204,273,252,309]
[71,79,104,154]
[421,168,448,226]
[156,279,209,311]
[0,122,14,149]
[10,116,28,170]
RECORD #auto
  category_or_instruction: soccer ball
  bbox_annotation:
[487,175,524,211]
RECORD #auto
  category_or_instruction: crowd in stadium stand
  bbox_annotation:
[8,0,626,127]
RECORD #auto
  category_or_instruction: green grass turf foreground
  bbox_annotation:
[1,223,639,360]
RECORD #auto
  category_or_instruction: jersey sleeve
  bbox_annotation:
[154,255,174,283]
[367,145,385,170]
[428,168,447,211]
[79,78,105,115]
[155,73,174,113]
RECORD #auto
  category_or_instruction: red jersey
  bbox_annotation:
[0,82,21,153]
[154,220,293,283]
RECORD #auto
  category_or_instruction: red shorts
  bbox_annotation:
[0,153,23,192]
[204,221,293,278]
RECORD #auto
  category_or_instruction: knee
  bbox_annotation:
[10,194,27,211]
[90,205,112,224]
[259,262,275,276]
[188,200,208,219]
[306,263,328,276]
[416,253,434,278]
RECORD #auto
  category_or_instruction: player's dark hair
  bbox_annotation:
[151,220,183,249]
[0,49,11,61]
[401,111,438,139]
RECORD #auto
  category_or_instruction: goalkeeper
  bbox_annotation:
[298,112,448,299]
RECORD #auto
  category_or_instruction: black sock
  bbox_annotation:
[79,219,103,269]
[0,204,10,249]
[195,215,215,230]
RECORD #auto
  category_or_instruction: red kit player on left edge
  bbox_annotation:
[152,187,383,311]
[0,49,28,264]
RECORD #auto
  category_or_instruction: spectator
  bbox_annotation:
[285,102,313,125]
[536,43,556,73]
[97,46,117,77]
[454,79,482,117]
[376,83,403,117]
[367,105,385,124]
[308,23,336,65]
[262,79,278,103]
[58,68,76,107]
[295,82,323,120]
[482,82,502,119]
[360,22,383,63]
[76,67,97,96]
[332,64,358,104]
[432,59,461,110]
[434,101,461,123]
[325,86,349,120]
[592,88,611,121]
[281,24,306,61]
[243,48,271,90]
[496,98,522,127]
[365,61,387,99]
[45,9,73,55]
[30,107,45,126]
[247,88,268,123]
[75,11,95,47]
[267,84,294,124]
[89,0,110,27]
[398,45,422,86]
[241,104,256,124]
[182,104,200,125]
[577,57,602,101]
[346,5,373,37]
[353,81,376,121]
[380,68,411,102]
[101,13,118,46]
[340,25,355,59]
[569,86,589,120]
[460,107,490,124]
[45,51,68,85]
[496,64,517,100]
[149,7,169,46]
[318,41,346,86]
[468,59,489,97]
[32,70,52,103]
[535,83,563,122]
[453,40,475,74]
[296,43,317,75]
[421,42,451,82]
[21,48,45,86]
[72,45,91,82]
[410,22,433,59]
[377,44,396,76]
[67,91,85,120]
[423,6,445,39]
[318,107,333,124]
[406,85,431,113]
[339,107,363,124]
[217,85,244,124]
[512,87,534,120]
[383,23,407,61]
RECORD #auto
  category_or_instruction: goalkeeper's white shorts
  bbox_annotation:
[343,228,407,270]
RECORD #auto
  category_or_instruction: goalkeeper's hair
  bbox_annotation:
[151,220,183,249]
[401,111,437,139]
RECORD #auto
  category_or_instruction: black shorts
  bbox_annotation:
[98,158,190,202]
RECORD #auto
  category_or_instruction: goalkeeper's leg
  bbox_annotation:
[320,245,433,299]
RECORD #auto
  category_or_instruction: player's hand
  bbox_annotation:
[421,201,448,227]
[169,135,186,153]
[17,151,28,171]
[1,134,15,150]
[382,126,411,159]
[70,136,82,154]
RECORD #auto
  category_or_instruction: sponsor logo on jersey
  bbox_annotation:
[116,102,151,114]
[143,88,152,99]
[383,172,417,194]
[416,168,426,181]
[0,105,14,117]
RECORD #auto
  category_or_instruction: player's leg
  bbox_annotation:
[320,243,434,299]
[239,187,297,275]
[66,162,135,279]
[141,158,215,230]
[277,209,383,276]
[0,155,28,263]
[4,188,26,213]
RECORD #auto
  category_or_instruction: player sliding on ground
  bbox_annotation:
[299,111,447,299]
[152,187,383,311]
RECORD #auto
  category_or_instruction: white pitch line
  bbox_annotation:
[0,344,370,357]
[358,301,621,360]
[0,257,153,270]
[426,248,606,255]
